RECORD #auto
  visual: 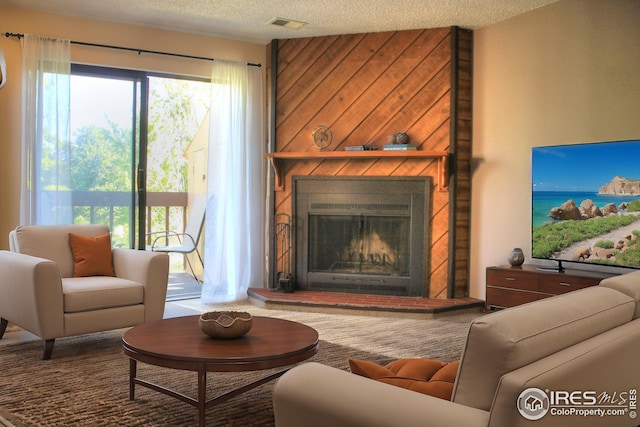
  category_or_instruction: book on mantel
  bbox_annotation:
[345,145,380,151]
[383,144,417,150]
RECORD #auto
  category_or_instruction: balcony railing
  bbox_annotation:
[145,192,189,247]
[66,190,189,247]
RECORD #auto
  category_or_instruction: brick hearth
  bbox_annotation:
[248,288,484,317]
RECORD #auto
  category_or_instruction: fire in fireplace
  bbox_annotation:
[293,176,431,297]
[309,215,409,276]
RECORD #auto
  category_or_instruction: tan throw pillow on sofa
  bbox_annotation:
[68,233,115,277]
[349,358,459,400]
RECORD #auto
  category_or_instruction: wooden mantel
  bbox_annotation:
[265,150,449,191]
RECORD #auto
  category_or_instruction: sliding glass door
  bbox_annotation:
[145,75,210,275]
[69,66,210,274]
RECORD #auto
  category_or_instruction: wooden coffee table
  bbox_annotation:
[122,315,318,427]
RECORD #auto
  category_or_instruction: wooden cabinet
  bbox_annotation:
[486,265,616,310]
[486,267,539,308]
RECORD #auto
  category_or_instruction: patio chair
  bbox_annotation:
[148,195,206,282]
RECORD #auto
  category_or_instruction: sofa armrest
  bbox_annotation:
[490,319,640,427]
[0,250,64,339]
[112,249,169,321]
[273,362,490,427]
[600,270,640,319]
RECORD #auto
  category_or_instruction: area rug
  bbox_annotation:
[0,306,478,426]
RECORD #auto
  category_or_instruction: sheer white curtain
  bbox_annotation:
[20,34,71,225]
[201,61,265,303]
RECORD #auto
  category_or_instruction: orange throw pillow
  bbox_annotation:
[68,233,115,277]
[349,358,460,400]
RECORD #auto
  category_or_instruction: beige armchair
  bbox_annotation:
[0,224,169,359]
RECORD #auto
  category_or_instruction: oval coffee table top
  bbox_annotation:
[123,315,318,372]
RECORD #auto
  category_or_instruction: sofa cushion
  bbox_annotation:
[452,286,635,411]
[349,358,459,400]
[69,233,115,277]
[600,270,640,319]
[62,277,144,313]
[12,224,110,278]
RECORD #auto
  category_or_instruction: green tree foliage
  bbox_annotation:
[146,78,209,193]
[39,129,70,191]
[70,121,132,241]
[71,121,132,191]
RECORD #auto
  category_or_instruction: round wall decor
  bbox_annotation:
[312,125,333,151]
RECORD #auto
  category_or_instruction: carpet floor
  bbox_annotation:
[0,303,480,426]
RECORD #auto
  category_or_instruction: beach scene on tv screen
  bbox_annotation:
[532,139,640,268]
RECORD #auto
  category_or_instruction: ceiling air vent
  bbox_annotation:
[267,17,307,29]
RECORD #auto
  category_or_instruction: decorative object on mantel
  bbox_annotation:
[387,132,410,145]
[396,132,410,145]
[199,311,253,338]
[312,125,333,151]
[508,247,525,267]
[384,132,415,150]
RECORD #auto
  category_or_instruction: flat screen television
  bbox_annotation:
[531,139,640,272]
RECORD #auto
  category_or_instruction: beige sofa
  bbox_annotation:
[0,224,169,359]
[273,271,640,427]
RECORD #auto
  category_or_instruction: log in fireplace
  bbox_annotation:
[293,176,431,297]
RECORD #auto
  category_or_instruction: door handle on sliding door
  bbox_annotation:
[137,168,146,193]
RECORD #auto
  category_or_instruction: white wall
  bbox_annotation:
[470,0,640,298]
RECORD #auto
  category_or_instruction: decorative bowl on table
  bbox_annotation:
[199,311,253,339]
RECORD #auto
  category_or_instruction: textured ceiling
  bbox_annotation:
[0,0,559,44]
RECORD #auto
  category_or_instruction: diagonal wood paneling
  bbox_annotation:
[270,27,472,298]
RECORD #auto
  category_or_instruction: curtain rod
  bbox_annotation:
[3,32,261,68]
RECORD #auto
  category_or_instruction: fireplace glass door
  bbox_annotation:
[309,215,410,277]
[293,176,430,296]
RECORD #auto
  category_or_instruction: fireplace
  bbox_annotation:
[293,176,431,297]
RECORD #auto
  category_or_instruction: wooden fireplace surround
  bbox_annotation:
[266,26,472,299]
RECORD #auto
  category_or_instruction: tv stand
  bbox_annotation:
[536,260,565,273]
[486,264,617,310]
